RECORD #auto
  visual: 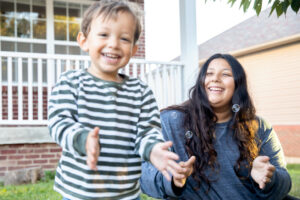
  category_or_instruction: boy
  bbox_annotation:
[48,1,190,199]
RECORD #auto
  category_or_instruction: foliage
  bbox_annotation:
[217,0,300,17]
[287,164,300,197]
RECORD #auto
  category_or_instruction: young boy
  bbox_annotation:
[48,1,192,199]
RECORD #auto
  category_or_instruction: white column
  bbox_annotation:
[179,0,199,100]
[46,0,54,54]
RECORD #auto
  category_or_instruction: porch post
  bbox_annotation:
[179,0,198,100]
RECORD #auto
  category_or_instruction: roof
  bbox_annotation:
[175,7,300,61]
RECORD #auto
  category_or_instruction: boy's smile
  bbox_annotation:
[78,11,138,82]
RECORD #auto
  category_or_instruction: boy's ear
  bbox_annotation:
[132,45,138,56]
[77,32,89,52]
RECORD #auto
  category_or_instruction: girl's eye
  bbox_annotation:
[223,73,232,77]
[206,72,213,76]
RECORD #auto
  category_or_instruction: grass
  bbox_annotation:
[287,164,300,198]
[0,165,299,200]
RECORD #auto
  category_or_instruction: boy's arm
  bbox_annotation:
[134,86,164,161]
[135,86,183,178]
[48,72,91,156]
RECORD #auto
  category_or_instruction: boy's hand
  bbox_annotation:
[150,141,183,181]
[173,156,196,188]
[86,127,100,171]
[251,156,275,189]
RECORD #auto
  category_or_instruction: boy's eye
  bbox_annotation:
[121,37,131,42]
[98,33,108,37]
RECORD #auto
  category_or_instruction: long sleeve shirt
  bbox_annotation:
[48,69,164,200]
[141,109,291,200]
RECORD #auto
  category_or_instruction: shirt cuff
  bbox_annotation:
[73,130,90,156]
[143,140,163,161]
[162,175,186,198]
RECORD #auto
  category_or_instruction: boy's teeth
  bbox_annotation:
[104,53,118,58]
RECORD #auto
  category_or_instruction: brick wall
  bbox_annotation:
[0,143,61,178]
[274,125,300,158]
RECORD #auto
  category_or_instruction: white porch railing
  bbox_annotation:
[0,51,183,125]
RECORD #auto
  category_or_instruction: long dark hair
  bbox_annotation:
[164,53,259,189]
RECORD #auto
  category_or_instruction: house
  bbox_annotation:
[0,0,186,181]
[196,7,300,163]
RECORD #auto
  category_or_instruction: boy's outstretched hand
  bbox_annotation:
[150,141,183,181]
[173,156,196,188]
[251,156,275,189]
[86,127,100,171]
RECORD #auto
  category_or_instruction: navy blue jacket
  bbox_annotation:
[141,110,291,200]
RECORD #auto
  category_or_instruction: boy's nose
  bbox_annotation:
[107,37,118,48]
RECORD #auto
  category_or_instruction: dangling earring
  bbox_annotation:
[232,104,240,113]
[185,131,193,139]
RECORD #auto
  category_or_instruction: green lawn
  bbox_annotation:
[0,165,299,200]
[287,164,300,198]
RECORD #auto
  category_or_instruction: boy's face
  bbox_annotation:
[78,11,138,81]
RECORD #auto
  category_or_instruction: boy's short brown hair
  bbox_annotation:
[81,0,143,44]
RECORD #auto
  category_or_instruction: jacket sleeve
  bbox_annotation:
[134,86,164,161]
[48,71,90,156]
[141,111,183,199]
[251,118,292,199]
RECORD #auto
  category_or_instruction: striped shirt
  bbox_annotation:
[48,69,164,200]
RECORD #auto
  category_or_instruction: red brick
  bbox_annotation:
[49,159,59,164]
[35,149,49,153]
[8,155,24,160]
[25,155,40,159]
[41,154,55,158]
[1,150,17,154]
[33,160,47,164]
[50,148,62,153]
[0,156,7,160]
[8,166,23,171]
[19,149,34,154]
[0,167,7,171]
[18,160,32,165]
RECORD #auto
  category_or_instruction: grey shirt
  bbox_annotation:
[141,110,291,200]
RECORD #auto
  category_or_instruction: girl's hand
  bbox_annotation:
[173,156,196,188]
[251,156,275,189]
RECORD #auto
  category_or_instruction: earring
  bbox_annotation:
[185,131,193,139]
[232,104,240,113]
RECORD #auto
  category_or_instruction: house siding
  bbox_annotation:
[235,40,300,160]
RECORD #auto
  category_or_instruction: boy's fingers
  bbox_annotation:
[166,151,179,161]
[93,127,100,137]
[167,160,183,172]
[161,141,173,149]
[161,170,171,181]
[166,166,184,179]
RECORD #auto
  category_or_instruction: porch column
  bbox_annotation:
[46,0,54,54]
[179,0,198,100]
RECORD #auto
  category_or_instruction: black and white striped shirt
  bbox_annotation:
[48,69,164,200]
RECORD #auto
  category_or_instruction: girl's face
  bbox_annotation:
[204,58,235,111]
